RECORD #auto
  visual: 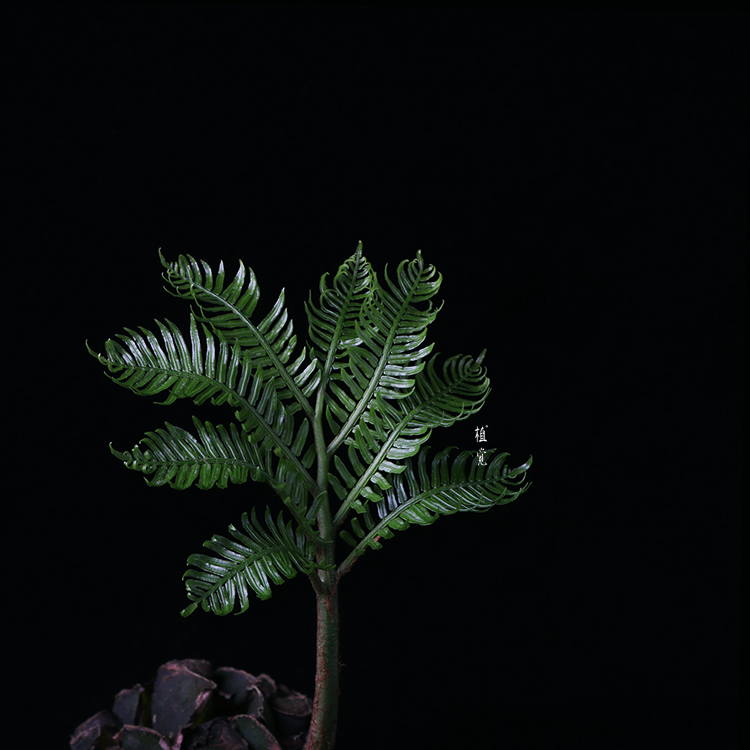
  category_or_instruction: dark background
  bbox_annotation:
[7,5,743,749]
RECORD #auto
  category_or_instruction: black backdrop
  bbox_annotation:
[7,5,743,749]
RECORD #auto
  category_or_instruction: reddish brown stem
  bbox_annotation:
[304,575,340,750]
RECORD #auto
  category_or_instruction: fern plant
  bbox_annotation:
[87,242,531,750]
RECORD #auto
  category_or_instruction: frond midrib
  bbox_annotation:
[326,264,432,456]
[343,475,513,552]
[317,245,369,392]
[332,359,487,526]
[173,267,316,421]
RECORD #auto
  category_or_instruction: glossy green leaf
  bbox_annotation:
[339,448,532,569]
[182,507,324,616]
[110,417,261,490]
[160,250,319,410]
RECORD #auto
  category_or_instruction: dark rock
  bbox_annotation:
[151,660,217,740]
[70,709,121,750]
[70,659,310,750]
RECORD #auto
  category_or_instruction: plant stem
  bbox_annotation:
[305,573,340,750]
[305,349,340,749]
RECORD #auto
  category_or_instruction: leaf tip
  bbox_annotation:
[180,602,198,618]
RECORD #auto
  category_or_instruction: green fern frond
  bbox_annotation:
[159,249,261,338]
[182,507,322,617]
[110,417,261,490]
[159,251,319,415]
[87,314,318,495]
[304,241,373,381]
[375,351,491,437]
[339,447,532,571]
[331,353,491,524]
[87,315,252,407]
[325,251,443,449]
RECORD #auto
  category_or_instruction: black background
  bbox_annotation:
[7,5,743,749]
